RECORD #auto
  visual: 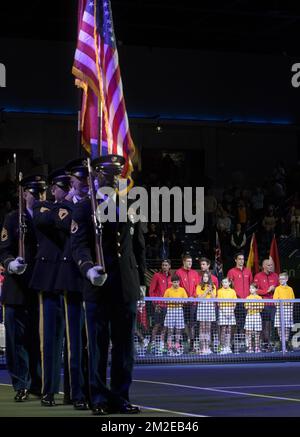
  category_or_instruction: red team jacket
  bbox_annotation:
[149,271,172,307]
[175,268,200,298]
[254,271,279,299]
[227,267,253,298]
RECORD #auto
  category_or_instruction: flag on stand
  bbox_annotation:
[269,234,281,274]
[72,0,135,178]
[214,231,223,283]
[246,233,259,275]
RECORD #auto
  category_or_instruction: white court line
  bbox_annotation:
[213,384,300,390]
[0,384,207,417]
[133,379,300,403]
[138,405,207,417]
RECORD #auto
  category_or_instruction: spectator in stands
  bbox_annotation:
[176,255,200,352]
[261,206,277,248]
[196,272,216,355]
[251,187,264,222]
[199,257,219,289]
[227,252,253,337]
[230,223,246,255]
[163,274,188,356]
[149,259,172,353]
[217,209,232,259]
[290,193,300,237]
[236,200,248,231]
[146,223,160,259]
[204,189,217,228]
[254,259,278,351]
[216,209,232,235]
[244,283,264,353]
[168,232,183,259]
[217,278,237,354]
[274,273,295,351]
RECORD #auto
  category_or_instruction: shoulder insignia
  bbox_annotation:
[71,220,79,234]
[58,208,69,220]
[40,207,50,213]
[1,227,8,242]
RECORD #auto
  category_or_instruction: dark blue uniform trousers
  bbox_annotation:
[63,292,86,402]
[39,292,64,395]
[84,299,137,407]
[4,303,41,392]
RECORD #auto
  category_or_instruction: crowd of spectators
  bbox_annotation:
[139,158,300,269]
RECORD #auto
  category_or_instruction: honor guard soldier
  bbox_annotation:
[0,175,46,401]
[53,159,89,410]
[30,169,70,406]
[71,154,146,415]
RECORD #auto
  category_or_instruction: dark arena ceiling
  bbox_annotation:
[1,0,300,55]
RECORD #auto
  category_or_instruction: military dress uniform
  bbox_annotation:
[71,155,146,415]
[53,160,90,410]
[0,175,46,401]
[30,173,68,406]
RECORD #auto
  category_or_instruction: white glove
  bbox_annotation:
[140,286,146,300]
[8,257,27,275]
[86,266,107,287]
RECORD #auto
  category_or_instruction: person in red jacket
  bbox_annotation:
[227,252,253,336]
[254,259,279,351]
[176,254,200,352]
[199,257,219,289]
[149,259,172,352]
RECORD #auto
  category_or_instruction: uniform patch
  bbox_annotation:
[71,220,78,234]
[58,208,69,220]
[1,227,8,242]
[40,207,50,213]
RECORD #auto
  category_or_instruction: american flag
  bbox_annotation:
[72,0,135,174]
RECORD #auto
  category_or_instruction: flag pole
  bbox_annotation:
[77,90,82,157]
[97,98,102,159]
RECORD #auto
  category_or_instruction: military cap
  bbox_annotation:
[65,158,88,178]
[20,175,47,194]
[91,154,125,176]
[48,168,71,191]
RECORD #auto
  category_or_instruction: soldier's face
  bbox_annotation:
[24,191,36,208]
[52,185,67,202]
[98,173,119,189]
[71,176,89,196]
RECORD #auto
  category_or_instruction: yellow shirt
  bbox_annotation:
[164,287,188,308]
[273,285,295,307]
[244,294,264,315]
[217,287,237,308]
[196,284,216,299]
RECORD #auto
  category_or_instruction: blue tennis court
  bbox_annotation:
[2,362,300,416]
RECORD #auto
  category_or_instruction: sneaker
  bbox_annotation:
[246,348,254,353]
[255,348,261,353]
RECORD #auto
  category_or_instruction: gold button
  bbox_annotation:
[117,232,121,236]
[117,253,121,258]
[117,242,121,247]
